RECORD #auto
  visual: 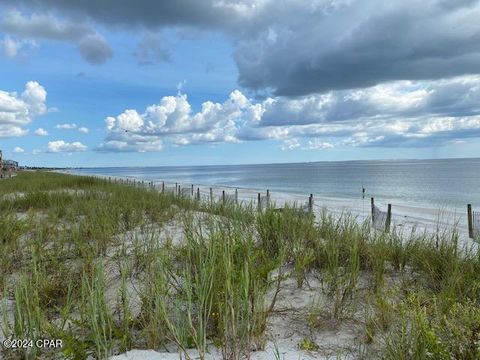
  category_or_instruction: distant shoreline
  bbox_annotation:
[23,155,480,170]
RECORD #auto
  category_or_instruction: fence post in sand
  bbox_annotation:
[371,198,375,223]
[175,183,178,196]
[196,188,200,201]
[222,190,226,206]
[210,188,213,204]
[266,190,270,208]
[235,188,238,205]
[386,204,392,232]
[162,181,165,193]
[468,204,474,238]
[191,184,194,196]
[308,194,313,214]
[257,193,261,212]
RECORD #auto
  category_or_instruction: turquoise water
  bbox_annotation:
[69,158,480,210]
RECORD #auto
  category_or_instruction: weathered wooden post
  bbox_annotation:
[222,190,226,206]
[308,194,313,214]
[175,182,178,196]
[371,197,375,223]
[385,204,392,232]
[210,187,213,204]
[162,181,165,193]
[196,187,200,201]
[235,188,238,205]
[266,189,270,208]
[468,204,474,238]
[257,192,261,212]
[191,184,194,196]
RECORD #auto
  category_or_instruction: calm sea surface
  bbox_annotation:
[69,158,480,210]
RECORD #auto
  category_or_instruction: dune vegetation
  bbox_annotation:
[1,171,479,359]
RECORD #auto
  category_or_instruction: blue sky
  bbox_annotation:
[1,1,480,167]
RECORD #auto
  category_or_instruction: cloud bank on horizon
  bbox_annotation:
[1,0,480,164]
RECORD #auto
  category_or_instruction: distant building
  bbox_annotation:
[0,150,19,177]
[4,160,18,169]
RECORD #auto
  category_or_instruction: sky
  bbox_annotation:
[1,0,480,167]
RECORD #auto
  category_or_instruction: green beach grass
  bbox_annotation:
[1,171,479,359]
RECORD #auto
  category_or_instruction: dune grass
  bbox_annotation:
[1,171,479,359]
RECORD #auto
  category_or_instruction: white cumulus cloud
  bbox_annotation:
[47,140,87,153]
[34,127,48,136]
[13,146,24,153]
[99,90,254,152]
[98,75,480,152]
[56,123,77,129]
[0,81,47,137]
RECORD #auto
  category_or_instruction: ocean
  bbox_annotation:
[68,158,480,211]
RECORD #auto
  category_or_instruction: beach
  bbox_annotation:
[1,171,480,360]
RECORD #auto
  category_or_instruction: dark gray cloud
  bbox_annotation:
[0,9,113,64]
[3,0,238,29]
[6,0,480,96]
[1,9,89,40]
[235,1,480,95]
[77,33,112,64]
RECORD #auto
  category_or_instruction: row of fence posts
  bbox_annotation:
[108,176,315,214]
[105,179,478,237]
[110,178,480,238]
